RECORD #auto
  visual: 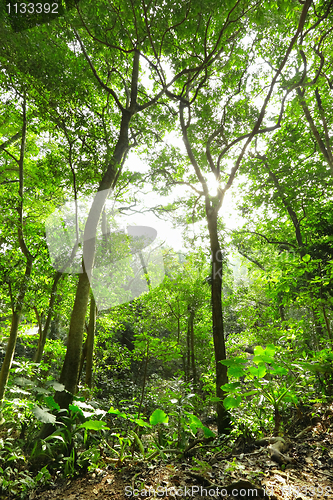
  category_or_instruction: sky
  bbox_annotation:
[123,145,245,254]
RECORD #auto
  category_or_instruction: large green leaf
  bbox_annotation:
[252,354,274,364]
[223,395,242,409]
[150,409,169,425]
[32,406,56,424]
[47,381,65,392]
[108,407,128,419]
[44,396,60,411]
[79,420,109,431]
[221,382,241,393]
[202,426,215,438]
[228,366,246,378]
[248,365,267,378]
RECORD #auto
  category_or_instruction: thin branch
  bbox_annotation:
[179,103,210,201]
[17,100,33,262]
[74,3,135,54]
[2,148,19,164]
[296,87,333,175]
[0,132,21,152]
[315,87,333,165]
[0,180,19,185]
[302,0,333,40]
[236,230,297,249]
[73,27,125,112]
[219,0,312,207]
[237,248,266,271]
[216,90,289,171]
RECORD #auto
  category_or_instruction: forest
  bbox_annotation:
[0,0,333,498]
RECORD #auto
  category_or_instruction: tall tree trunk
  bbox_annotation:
[189,309,196,386]
[33,271,62,363]
[54,270,91,410]
[85,294,96,388]
[186,321,190,383]
[208,211,229,434]
[0,259,33,404]
[53,111,131,413]
[50,46,143,417]
[0,100,33,407]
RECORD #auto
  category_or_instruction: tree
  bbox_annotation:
[147,0,314,432]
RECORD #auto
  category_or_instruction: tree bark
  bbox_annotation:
[33,271,62,363]
[0,259,33,403]
[85,294,96,388]
[207,209,229,434]
[0,100,33,406]
[189,309,196,386]
[186,320,190,383]
[54,270,91,409]
[52,109,131,413]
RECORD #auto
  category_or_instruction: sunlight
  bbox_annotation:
[206,173,220,197]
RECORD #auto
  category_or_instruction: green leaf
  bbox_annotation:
[243,390,258,397]
[228,366,246,378]
[302,254,311,262]
[108,407,128,419]
[79,420,109,431]
[187,414,202,427]
[44,396,60,411]
[265,344,276,357]
[253,346,265,356]
[220,357,246,367]
[252,354,274,364]
[221,382,241,393]
[248,365,267,378]
[223,395,242,409]
[202,426,215,438]
[13,376,33,387]
[133,418,151,427]
[32,406,56,424]
[45,433,65,443]
[69,404,83,415]
[48,381,65,392]
[150,409,169,425]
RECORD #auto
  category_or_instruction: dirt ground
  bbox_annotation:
[30,407,333,500]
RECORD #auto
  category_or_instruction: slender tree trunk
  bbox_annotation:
[0,259,33,403]
[279,304,286,323]
[189,309,196,386]
[0,100,33,406]
[85,294,96,388]
[207,210,229,434]
[54,270,91,410]
[322,305,333,346]
[78,336,88,382]
[52,111,131,413]
[177,315,180,343]
[312,308,323,349]
[33,271,62,363]
[137,342,149,421]
[186,321,190,383]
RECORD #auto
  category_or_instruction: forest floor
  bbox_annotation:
[29,403,333,500]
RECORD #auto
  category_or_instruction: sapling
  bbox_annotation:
[221,345,299,433]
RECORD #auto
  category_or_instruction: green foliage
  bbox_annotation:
[150,409,169,426]
[221,345,301,431]
[0,0,333,495]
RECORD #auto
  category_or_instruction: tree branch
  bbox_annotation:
[73,28,125,112]
[219,0,312,206]
[17,100,33,262]
[0,132,21,152]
